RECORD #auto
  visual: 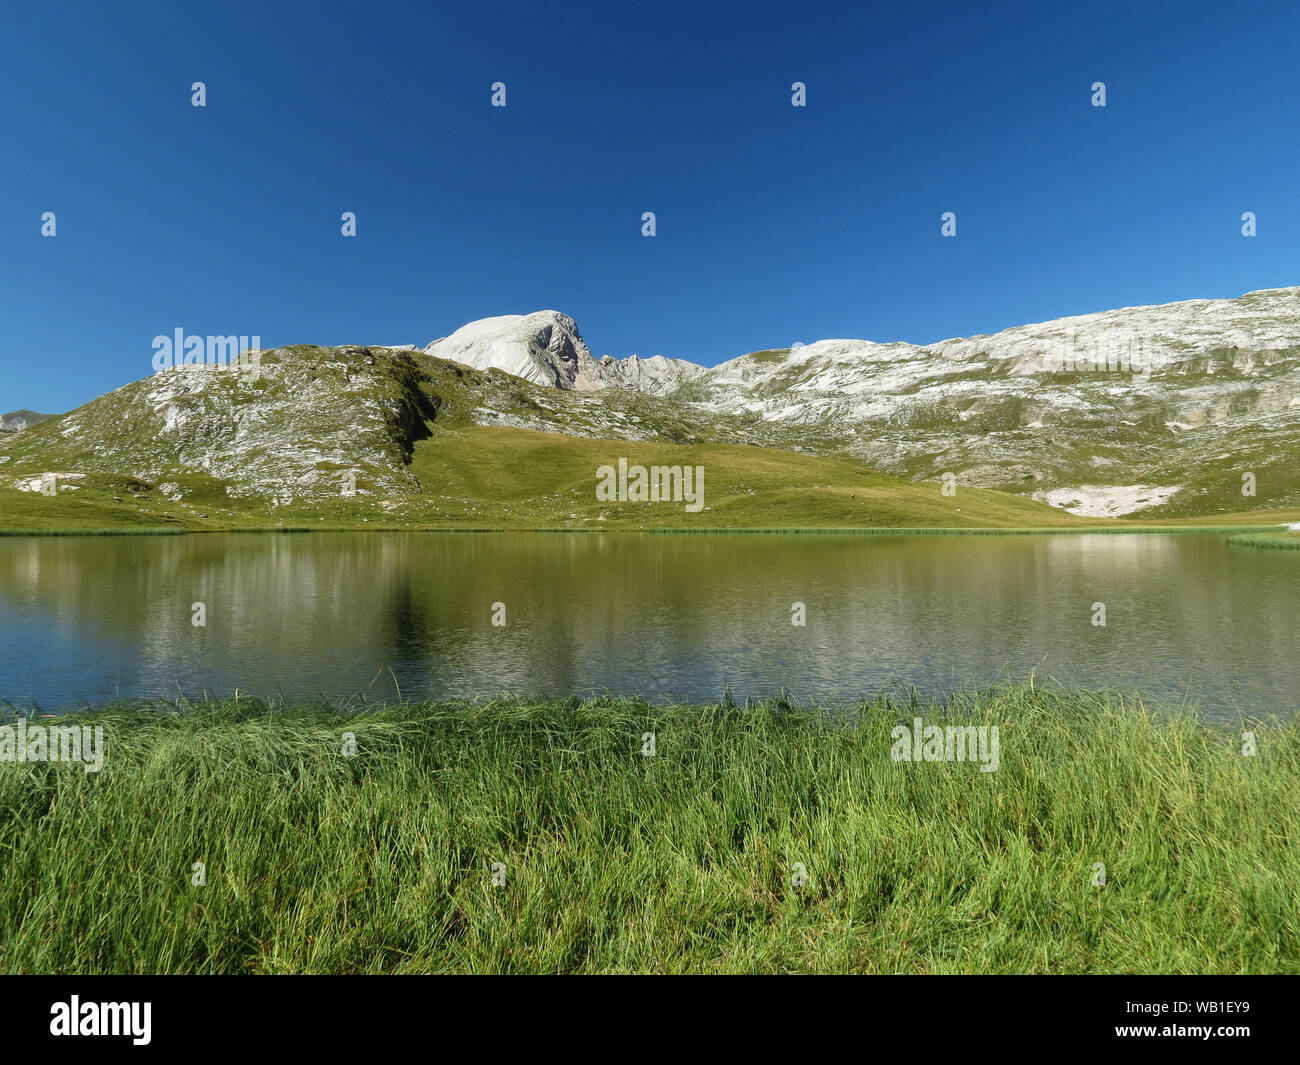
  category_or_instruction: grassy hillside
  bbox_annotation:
[399,426,1094,529]
[2,687,1295,974]
[0,425,1096,531]
[6,338,1300,530]
[5,422,1299,534]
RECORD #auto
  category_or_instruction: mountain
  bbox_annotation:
[425,311,606,390]
[596,352,708,396]
[0,341,713,509]
[427,289,1300,518]
[2,347,442,503]
[424,310,705,396]
[4,288,1300,521]
[0,409,53,433]
[686,287,1300,516]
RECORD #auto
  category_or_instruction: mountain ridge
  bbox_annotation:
[422,286,1300,389]
[4,286,1299,521]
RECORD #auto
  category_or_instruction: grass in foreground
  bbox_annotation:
[1,687,1295,974]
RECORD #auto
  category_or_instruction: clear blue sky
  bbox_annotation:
[3,0,1296,413]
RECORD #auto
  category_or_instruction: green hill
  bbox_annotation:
[4,342,1299,533]
[0,423,1099,532]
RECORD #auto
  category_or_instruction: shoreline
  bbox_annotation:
[0,522,1294,538]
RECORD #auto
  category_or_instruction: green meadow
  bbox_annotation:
[3,425,1299,533]
[2,687,1295,974]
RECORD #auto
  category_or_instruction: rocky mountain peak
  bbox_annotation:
[0,409,53,433]
[424,310,606,391]
[424,311,709,396]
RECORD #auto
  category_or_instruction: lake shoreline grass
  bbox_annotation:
[2,686,1295,974]
[0,522,1296,537]
[1227,532,1300,549]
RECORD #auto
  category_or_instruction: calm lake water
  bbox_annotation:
[2,531,1296,720]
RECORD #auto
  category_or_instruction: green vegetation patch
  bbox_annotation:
[1,687,1295,974]
[1227,531,1300,549]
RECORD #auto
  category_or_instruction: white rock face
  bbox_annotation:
[13,472,85,493]
[425,311,607,391]
[597,353,708,395]
[433,288,1300,413]
[687,287,1300,424]
[1032,484,1183,517]
[0,409,52,433]
[425,311,708,396]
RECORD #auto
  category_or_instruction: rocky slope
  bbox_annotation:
[425,311,607,391]
[2,346,448,504]
[0,410,52,433]
[425,289,1300,518]
[0,342,714,506]
[5,288,1299,516]
[425,310,706,396]
[678,287,1300,516]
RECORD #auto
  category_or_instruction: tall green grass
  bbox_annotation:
[0,527,187,537]
[1227,532,1300,550]
[0,524,1290,539]
[1,687,1295,974]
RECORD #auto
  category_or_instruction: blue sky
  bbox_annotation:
[3,0,1296,412]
